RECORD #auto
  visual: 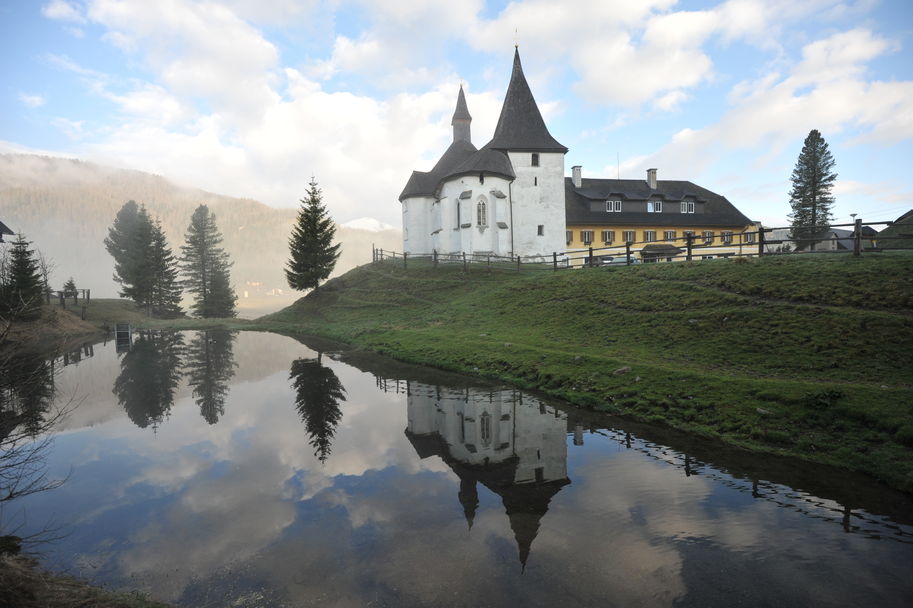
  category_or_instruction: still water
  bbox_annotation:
[3,331,913,607]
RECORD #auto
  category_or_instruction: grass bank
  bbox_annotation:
[260,252,913,492]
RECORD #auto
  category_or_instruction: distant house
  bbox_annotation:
[877,210,913,250]
[565,168,756,262]
[0,219,13,243]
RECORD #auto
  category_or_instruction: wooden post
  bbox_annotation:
[853,218,862,257]
[588,246,594,268]
[625,242,632,266]
[553,251,558,271]
[487,254,491,273]
[433,250,438,266]
[758,227,765,257]
[58,291,66,310]
[403,251,408,270]
[86,289,90,302]
[45,289,51,305]
[462,252,467,273]
[516,255,521,272]
[81,305,87,320]
[372,244,375,262]
[686,233,693,261]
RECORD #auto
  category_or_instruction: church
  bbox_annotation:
[399,48,567,259]
[399,50,754,262]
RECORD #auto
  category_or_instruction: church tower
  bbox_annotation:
[484,48,568,258]
[452,85,471,143]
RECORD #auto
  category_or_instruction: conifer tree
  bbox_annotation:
[62,277,77,297]
[2,234,45,321]
[104,200,142,294]
[286,178,341,292]
[150,219,183,318]
[185,329,237,425]
[180,205,237,318]
[788,129,837,250]
[290,353,346,463]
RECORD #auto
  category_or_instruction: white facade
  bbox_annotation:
[399,51,567,260]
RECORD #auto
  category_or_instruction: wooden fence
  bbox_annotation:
[373,218,909,272]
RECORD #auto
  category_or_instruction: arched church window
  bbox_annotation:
[480,411,492,446]
[477,200,487,227]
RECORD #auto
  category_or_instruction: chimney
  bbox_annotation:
[572,165,582,188]
[647,168,657,189]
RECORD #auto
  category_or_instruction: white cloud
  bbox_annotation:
[42,0,86,23]
[19,93,47,108]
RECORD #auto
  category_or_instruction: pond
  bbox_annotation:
[2,331,912,607]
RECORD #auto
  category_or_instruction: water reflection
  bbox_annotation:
[113,331,184,429]
[184,330,237,425]
[5,332,913,607]
[402,381,570,568]
[290,352,346,463]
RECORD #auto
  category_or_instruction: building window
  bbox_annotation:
[581,230,594,244]
[703,230,714,244]
[648,201,663,213]
[534,176,538,186]
[480,412,492,446]
[722,231,733,244]
[566,230,572,244]
[455,201,461,229]
[644,230,656,242]
[623,230,635,243]
[479,173,485,184]
[680,201,695,214]
[531,153,539,167]
[537,225,545,236]
[701,255,714,260]
[605,200,622,212]
[744,231,755,244]
[477,200,487,227]
[602,230,614,244]
[664,230,676,241]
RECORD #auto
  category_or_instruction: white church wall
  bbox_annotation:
[401,196,433,255]
[506,151,567,258]
[512,394,569,484]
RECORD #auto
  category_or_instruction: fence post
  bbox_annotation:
[686,234,693,261]
[553,251,557,271]
[46,289,51,305]
[517,255,521,272]
[58,291,66,310]
[462,252,467,273]
[81,305,87,320]
[758,227,765,257]
[487,254,491,273]
[588,246,594,268]
[372,243,376,262]
[854,218,862,257]
[403,251,408,270]
[625,242,632,265]
[433,250,438,266]
[87,289,90,302]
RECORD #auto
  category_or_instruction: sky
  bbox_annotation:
[1,0,912,229]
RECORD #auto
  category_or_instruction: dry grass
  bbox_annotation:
[0,554,169,608]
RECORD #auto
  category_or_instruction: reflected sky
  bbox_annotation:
[7,332,913,607]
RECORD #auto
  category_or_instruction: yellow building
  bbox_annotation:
[564,167,756,264]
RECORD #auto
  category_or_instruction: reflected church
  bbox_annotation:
[404,382,570,568]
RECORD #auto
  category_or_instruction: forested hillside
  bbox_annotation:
[0,154,401,313]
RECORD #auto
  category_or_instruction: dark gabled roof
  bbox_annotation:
[399,139,478,200]
[452,85,471,123]
[0,220,13,236]
[565,177,753,227]
[444,146,516,181]
[878,210,913,249]
[485,49,567,153]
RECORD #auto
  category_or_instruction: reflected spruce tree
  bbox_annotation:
[184,330,237,424]
[113,331,184,429]
[290,353,346,463]
[0,349,67,551]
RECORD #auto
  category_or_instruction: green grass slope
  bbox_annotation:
[263,253,913,491]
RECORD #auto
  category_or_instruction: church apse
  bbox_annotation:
[404,382,570,568]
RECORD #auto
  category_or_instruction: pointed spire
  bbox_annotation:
[458,476,479,530]
[452,84,472,144]
[486,48,567,153]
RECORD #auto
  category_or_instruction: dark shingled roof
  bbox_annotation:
[452,85,471,123]
[0,220,13,237]
[399,139,477,200]
[445,147,516,181]
[565,177,752,227]
[485,49,567,153]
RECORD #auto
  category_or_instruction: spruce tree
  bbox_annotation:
[788,129,837,250]
[290,353,346,463]
[2,234,45,321]
[180,205,237,318]
[286,178,341,292]
[150,219,183,318]
[104,200,142,294]
[63,277,77,297]
[185,329,237,424]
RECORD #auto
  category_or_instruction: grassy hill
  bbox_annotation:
[262,252,913,492]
